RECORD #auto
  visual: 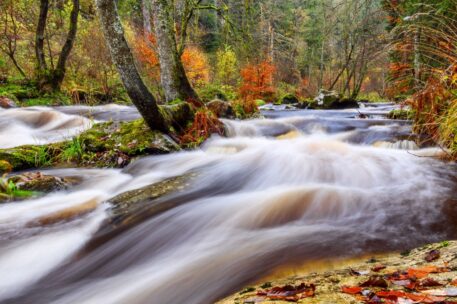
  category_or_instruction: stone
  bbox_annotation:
[277,93,299,105]
[0,96,17,109]
[206,99,235,118]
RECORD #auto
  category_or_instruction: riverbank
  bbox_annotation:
[218,240,457,304]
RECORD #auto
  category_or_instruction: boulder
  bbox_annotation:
[309,90,359,109]
[314,90,341,107]
[206,99,235,118]
[0,96,17,108]
[277,94,299,105]
[161,101,195,130]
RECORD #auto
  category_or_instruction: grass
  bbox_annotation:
[60,137,84,162]
[0,175,36,202]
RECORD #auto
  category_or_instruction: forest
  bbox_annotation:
[0,1,457,304]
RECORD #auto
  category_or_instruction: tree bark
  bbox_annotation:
[142,0,152,37]
[95,0,168,132]
[151,0,198,102]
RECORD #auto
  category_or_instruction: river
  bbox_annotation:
[0,103,455,304]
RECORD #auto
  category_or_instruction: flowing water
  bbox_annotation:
[0,103,456,304]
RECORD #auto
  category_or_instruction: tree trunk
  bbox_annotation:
[53,0,80,90]
[35,0,80,91]
[151,0,198,102]
[35,0,49,73]
[95,0,168,132]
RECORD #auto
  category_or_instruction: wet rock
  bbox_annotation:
[11,172,71,192]
[206,99,235,118]
[108,174,195,221]
[0,96,17,108]
[88,174,197,244]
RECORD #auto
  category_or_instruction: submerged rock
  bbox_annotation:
[207,99,235,118]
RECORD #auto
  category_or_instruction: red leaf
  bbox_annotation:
[341,286,363,295]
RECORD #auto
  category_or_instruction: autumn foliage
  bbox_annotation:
[239,60,276,102]
[133,33,210,89]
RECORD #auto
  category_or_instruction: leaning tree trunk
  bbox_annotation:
[95,0,168,132]
[35,0,80,92]
[151,0,198,102]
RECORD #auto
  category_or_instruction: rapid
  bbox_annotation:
[0,103,456,304]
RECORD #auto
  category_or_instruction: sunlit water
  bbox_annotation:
[0,103,455,304]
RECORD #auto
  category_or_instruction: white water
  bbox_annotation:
[0,105,455,304]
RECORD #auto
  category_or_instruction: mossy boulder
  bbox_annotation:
[276,93,299,105]
[206,99,235,118]
[0,118,182,171]
[161,101,195,131]
[307,90,359,109]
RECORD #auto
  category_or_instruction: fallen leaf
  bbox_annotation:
[371,265,387,272]
[341,286,363,294]
[418,278,442,289]
[425,250,441,262]
[257,283,315,302]
[376,290,446,303]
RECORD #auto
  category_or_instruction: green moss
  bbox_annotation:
[0,176,37,203]
[0,146,53,171]
[0,160,12,174]
[255,99,266,106]
[197,84,237,103]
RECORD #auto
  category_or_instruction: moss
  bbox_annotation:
[197,84,237,103]
[387,109,414,120]
[255,99,266,106]
[0,146,53,171]
[0,160,12,175]
[0,83,39,100]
